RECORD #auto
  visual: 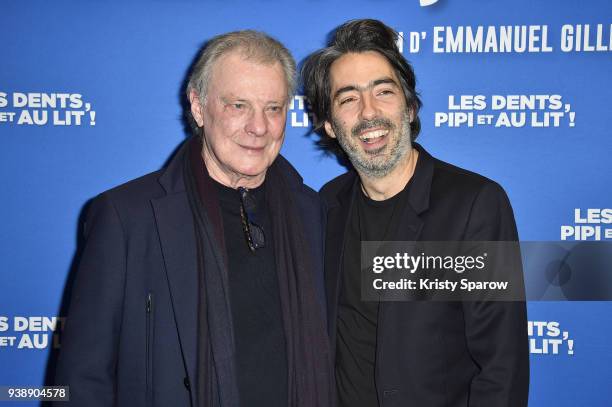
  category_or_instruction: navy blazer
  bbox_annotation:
[54,140,326,407]
[320,144,529,407]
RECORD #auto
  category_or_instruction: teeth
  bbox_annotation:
[359,130,388,141]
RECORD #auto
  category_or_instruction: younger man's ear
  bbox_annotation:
[324,121,337,139]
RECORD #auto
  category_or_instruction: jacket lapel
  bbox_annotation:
[390,143,434,242]
[152,193,199,392]
[151,142,199,401]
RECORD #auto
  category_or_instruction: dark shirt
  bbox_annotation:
[214,179,287,407]
[336,183,411,407]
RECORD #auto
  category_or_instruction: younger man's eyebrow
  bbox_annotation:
[333,77,399,100]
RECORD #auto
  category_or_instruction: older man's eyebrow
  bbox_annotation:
[220,96,246,104]
[220,96,284,106]
[333,77,399,100]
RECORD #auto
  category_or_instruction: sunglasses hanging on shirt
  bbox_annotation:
[238,187,266,252]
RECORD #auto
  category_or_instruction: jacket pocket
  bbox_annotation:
[145,292,154,406]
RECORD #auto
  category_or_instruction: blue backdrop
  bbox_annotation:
[1,0,611,405]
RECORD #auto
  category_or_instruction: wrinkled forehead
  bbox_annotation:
[208,50,288,98]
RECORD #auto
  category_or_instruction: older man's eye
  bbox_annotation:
[266,105,282,113]
[232,103,245,110]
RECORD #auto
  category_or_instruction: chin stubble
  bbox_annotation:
[332,110,412,178]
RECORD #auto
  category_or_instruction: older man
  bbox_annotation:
[302,19,529,407]
[55,31,332,407]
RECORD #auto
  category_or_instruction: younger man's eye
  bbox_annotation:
[339,97,356,106]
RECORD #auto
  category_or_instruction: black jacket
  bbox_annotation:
[320,144,529,407]
[54,140,326,406]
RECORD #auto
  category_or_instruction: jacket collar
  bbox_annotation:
[407,143,434,215]
[157,139,189,195]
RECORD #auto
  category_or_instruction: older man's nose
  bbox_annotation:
[245,109,268,136]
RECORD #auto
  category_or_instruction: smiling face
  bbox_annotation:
[190,50,288,188]
[324,51,413,179]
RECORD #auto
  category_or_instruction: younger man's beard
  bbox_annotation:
[331,110,412,179]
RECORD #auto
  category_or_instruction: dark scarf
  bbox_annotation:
[182,137,334,407]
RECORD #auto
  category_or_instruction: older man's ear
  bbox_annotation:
[190,90,205,127]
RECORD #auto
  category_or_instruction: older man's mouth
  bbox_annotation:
[240,144,266,153]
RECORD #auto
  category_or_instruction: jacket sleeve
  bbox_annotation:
[54,193,127,406]
[462,182,530,407]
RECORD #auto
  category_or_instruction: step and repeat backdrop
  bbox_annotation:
[1,0,611,405]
